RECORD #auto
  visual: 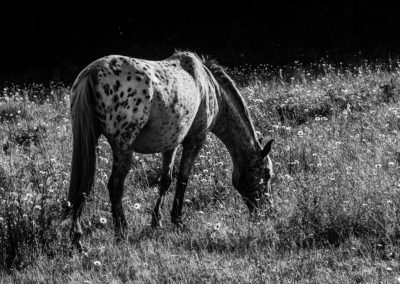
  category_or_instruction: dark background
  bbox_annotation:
[1,2,399,83]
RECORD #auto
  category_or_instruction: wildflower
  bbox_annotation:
[284,174,293,180]
[66,201,72,208]
[24,193,32,200]
[389,162,395,167]
[93,260,102,267]
[99,217,107,225]
[386,267,393,272]
[134,203,141,210]
[315,117,321,121]
[297,131,304,136]
[375,164,382,169]
[213,222,221,231]
[34,205,41,211]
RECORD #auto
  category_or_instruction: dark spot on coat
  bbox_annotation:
[120,91,124,98]
[136,77,142,81]
[128,90,137,97]
[136,98,142,106]
[113,80,121,92]
[127,76,131,81]
[113,95,118,103]
[133,107,138,112]
[103,84,111,96]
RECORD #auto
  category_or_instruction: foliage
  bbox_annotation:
[1,60,400,282]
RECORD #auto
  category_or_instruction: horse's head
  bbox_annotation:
[233,139,274,214]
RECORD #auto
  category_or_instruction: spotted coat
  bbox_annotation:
[73,52,218,154]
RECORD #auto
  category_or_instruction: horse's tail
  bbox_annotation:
[65,68,100,217]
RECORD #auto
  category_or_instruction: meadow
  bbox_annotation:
[1,59,400,283]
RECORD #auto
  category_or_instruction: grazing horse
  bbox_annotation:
[67,51,274,250]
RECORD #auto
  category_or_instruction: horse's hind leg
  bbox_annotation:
[171,139,205,226]
[70,198,84,251]
[108,151,132,241]
[151,148,177,228]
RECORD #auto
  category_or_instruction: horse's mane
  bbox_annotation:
[202,57,259,141]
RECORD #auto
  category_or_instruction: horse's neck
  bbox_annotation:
[211,92,259,167]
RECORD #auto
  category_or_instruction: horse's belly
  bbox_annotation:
[132,125,187,153]
[132,90,200,153]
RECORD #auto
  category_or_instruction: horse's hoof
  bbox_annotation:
[151,216,163,229]
[69,241,86,256]
[171,217,184,228]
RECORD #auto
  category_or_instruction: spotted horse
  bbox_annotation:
[67,51,274,250]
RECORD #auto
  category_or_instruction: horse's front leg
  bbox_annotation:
[152,148,177,228]
[108,151,132,241]
[171,139,205,226]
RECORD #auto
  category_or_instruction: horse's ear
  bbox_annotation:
[261,139,274,158]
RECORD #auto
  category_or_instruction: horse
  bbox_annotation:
[67,51,274,250]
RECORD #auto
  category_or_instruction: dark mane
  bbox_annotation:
[202,57,259,141]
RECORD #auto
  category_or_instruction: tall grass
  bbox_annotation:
[1,60,400,282]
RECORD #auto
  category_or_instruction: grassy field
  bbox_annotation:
[1,59,400,283]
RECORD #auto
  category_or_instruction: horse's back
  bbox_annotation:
[85,55,202,153]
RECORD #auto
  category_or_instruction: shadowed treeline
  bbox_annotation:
[1,3,400,84]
